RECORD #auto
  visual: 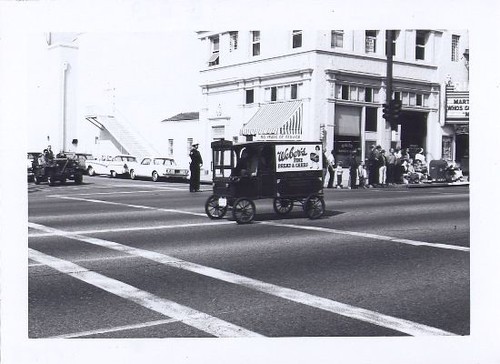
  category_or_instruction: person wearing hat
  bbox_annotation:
[189,142,203,192]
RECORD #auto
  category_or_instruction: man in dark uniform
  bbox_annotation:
[189,142,203,192]
[348,150,359,189]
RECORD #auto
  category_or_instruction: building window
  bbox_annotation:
[277,86,285,100]
[451,34,460,62]
[229,31,238,52]
[415,30,428,60]
[365,30,377,53]
[331,30,344,48]
[271,87,277,101]
[442,136,453,161]
[416,94,423,106]
[385,30,397,56]
[341,85,349,100]
[365,87,373,102]
[265,83,301,102]
[393,91,401,101]
[245,89,254,104]
[208,35,219,66]
[334,105,362,167]
[291,84,298,99]
[292,30,302,48]
[252,31,260,56]
[365,107,377,132]
[409,93,416,106]
[168,139,174,156]
[337,84,377,103]
[350,86,358,101]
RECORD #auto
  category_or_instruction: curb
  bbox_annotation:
[406,181,469,188]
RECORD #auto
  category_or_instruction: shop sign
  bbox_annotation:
[446,91,469,122]
[255,133,302,141]
[275,144,323,172]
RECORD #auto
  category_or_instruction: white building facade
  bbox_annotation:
[198,30,469,172]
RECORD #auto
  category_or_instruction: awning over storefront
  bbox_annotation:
[241,100,303,139]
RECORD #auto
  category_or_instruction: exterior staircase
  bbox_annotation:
[86,110,159,158]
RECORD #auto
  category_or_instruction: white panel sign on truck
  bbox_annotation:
[275,144,323,172]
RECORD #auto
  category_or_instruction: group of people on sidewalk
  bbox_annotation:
[323,145,431,189]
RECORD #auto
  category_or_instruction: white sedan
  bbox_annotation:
[86,154,138,178]
[130,157,189,182]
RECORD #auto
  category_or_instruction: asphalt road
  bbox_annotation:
[28,176,470,338]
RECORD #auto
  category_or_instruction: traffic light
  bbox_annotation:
[390,99,402,121]
[388,99,402,130]
[382,103,391,121]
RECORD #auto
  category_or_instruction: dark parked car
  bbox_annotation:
[32,153,85,186]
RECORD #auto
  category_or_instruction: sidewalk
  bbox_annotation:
[324,181,469,190]
[405,181,469,188]
[200,169,470,188]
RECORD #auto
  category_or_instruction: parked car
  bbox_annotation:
[27,152,41,181]
[85,155,110,176]
[32,154,85,186]
[130,157,189,182]
[86,154,138,178]
[61,152,94,174]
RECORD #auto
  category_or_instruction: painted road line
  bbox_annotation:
[261,222,470,252]
[29,248,263,338]
[28,221,234,238]
[29,254,137,267]
[48,190,183,197]
[47,318,179,338]
[29,222,457,336]
[51,195,208,217]
[49,195,469,252]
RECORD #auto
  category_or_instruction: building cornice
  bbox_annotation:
[201,68,314,89]
[326,69,384,82]
[326,69,440,90]
[201,49,439,75]
[200,49,317,73]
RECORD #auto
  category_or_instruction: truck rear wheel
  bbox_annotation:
[304,195,325,219]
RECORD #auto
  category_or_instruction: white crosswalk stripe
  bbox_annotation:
[29,222,457,336]
[29,247,263,338]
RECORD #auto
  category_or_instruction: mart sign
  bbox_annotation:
[446,91,469,122]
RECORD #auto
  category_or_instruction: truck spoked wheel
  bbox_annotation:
[273,198,294,215]
[205,195,228,219]
[232,198,256,224]
[304,195,325,219]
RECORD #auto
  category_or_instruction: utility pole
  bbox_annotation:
[382,30,401,130]
[386,30,393,113]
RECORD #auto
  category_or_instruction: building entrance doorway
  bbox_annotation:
[399,111,427,152]
[456,133,469,175]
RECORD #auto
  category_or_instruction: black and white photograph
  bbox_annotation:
[1,1,499,363]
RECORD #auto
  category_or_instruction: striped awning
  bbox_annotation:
[241,100,303,137]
